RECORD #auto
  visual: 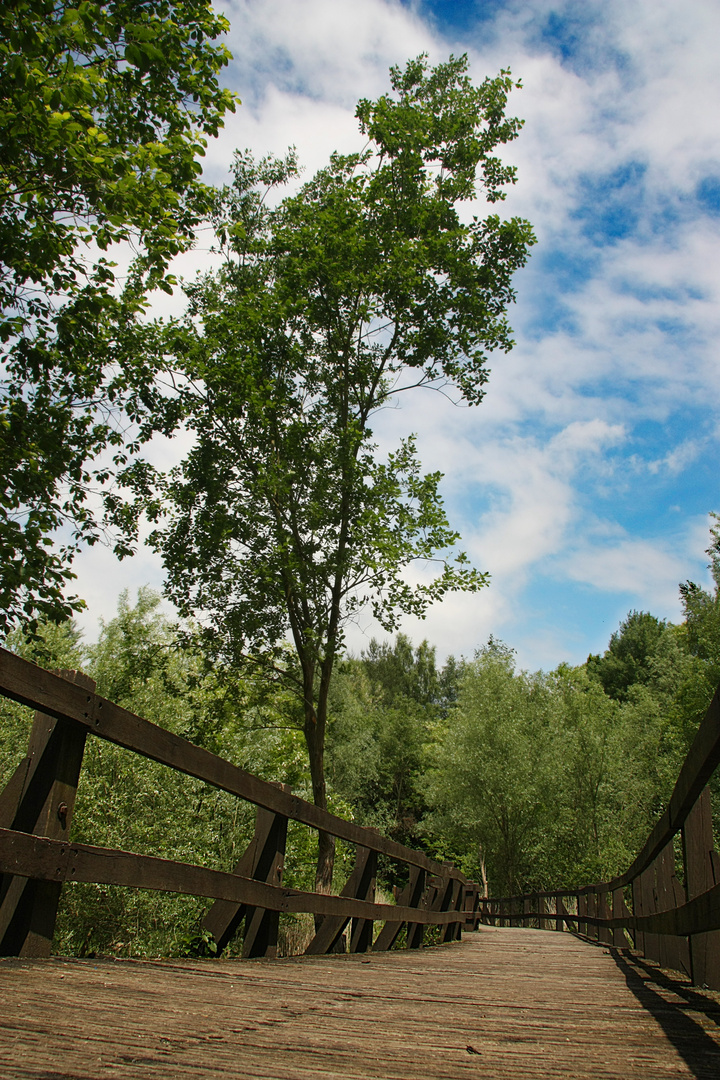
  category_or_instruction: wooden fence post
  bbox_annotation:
[596,889,612,945]
[586,891,597,940]
[203,783,290,958]
[682,786,720,989]
[538,893,548,931]
[0,670,93,957]
[654,840,691,977]
[523,894,532,928]
[577,892,587,937]
[631,875,645,956]
[463,883,480,931]
[639,863,661,964]
[555,893,564,932]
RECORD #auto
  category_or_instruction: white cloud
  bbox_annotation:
[220,0,433,104]
[562,533,696,611]
[647,440,703,476]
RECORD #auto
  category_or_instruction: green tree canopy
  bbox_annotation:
[0,0,236,632]
[680,514,720,688]
[426,640,558,892]
[425,641,686,894]
[586,609,668,700]
[360,634,442,708]
[327,635,460,850]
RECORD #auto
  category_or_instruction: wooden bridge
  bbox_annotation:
[1,647,720,1078]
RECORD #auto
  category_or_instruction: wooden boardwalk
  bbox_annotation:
[2,927,720,1079]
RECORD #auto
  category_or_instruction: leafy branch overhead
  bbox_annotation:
[0,0,237,631]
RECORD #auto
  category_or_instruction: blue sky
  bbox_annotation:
[71,0,720,671]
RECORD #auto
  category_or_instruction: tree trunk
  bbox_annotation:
[478,845,489,899]
[303,690,335,916]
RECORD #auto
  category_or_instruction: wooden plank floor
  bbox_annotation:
[2,926,720,1079]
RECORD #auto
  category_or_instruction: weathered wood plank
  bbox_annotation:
[654,840,691,976]
[1,928,718,1079]
[683,786,720,990]
[596,889,613,945]
[640,863,661,963]
[613,886,631,948]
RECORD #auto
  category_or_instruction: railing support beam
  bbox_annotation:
[0,670,93,958]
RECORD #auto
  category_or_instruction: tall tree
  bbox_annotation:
[136,55,535,891]
[586,610,668,700]
[426,640,559,892]
[680,514,720,692]
[327,635,459,848]
[0,0,236,631]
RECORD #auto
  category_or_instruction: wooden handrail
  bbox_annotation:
[0,646,477,958]
[0,646,456,876]
[0,829,462,925]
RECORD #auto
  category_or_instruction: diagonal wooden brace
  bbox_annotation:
[305,838,377,955]
[349,844,378,953]
[372,864,426,952]
[203,783,289,958]
[438,868,463,943]
[419,868,461,945]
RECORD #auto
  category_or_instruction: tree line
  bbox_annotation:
[332,515,720,897]
[1,513,717,954]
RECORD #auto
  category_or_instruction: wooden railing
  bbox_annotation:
[0,647,481,958]
[480,684,720,989]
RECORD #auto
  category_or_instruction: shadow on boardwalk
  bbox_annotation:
[607,945,720,1080]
